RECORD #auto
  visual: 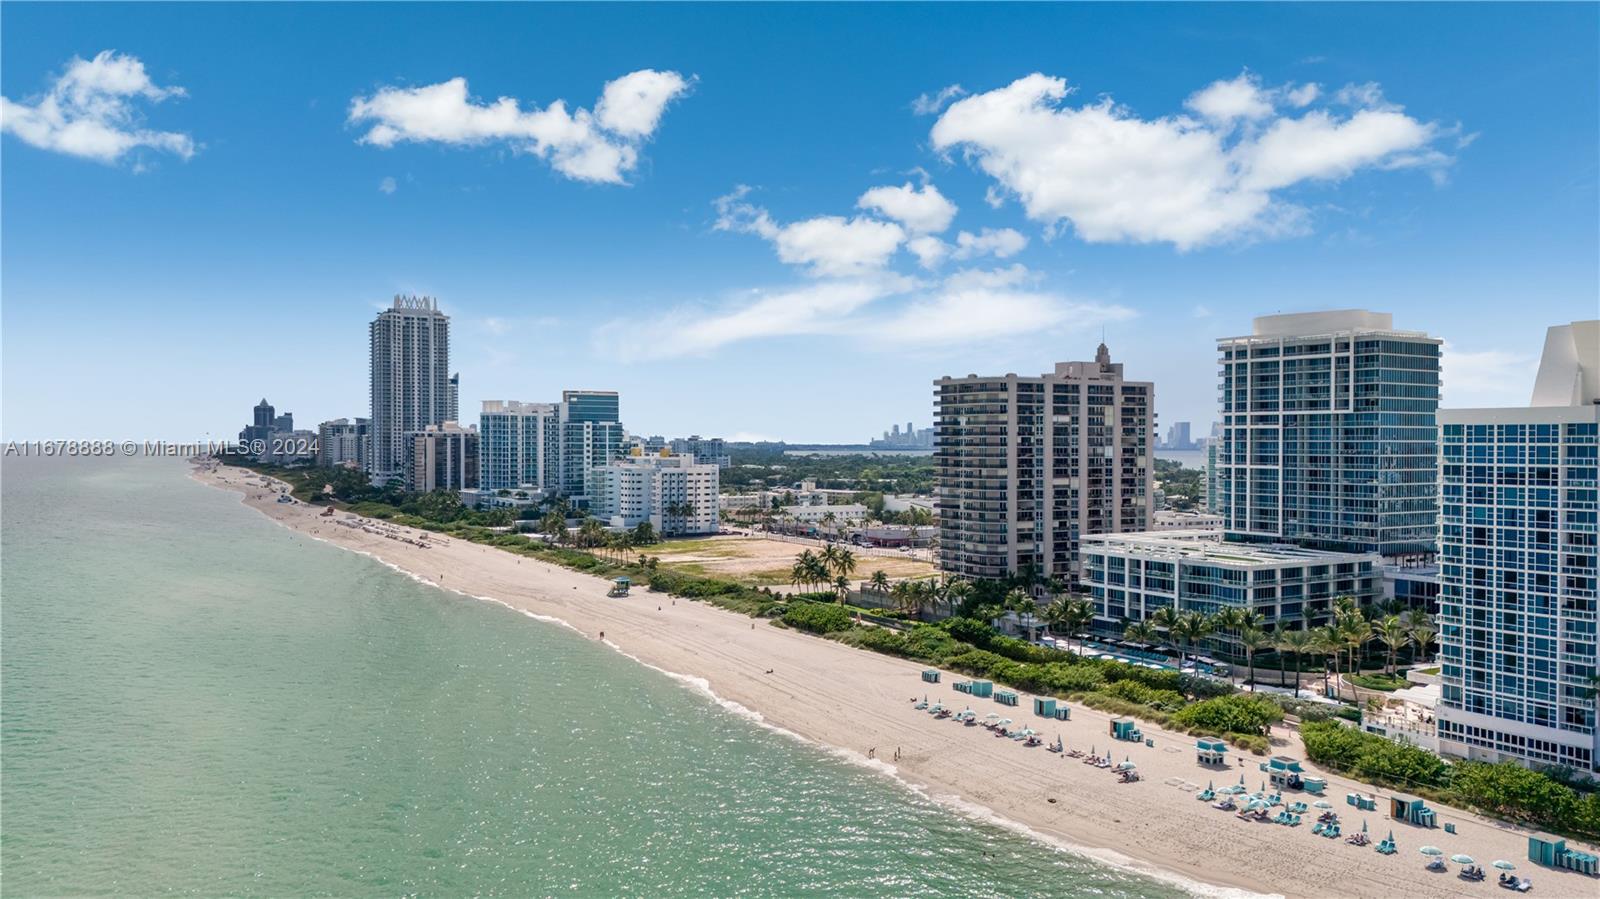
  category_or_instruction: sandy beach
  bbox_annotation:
[198,464,1600,899]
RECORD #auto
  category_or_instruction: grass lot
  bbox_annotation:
[645,535,940,586]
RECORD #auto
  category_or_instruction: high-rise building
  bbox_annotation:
[447,372,460,423]
[272,412,294,432]
[590,450,720,536]
[404,421,479,492]
[559,390,624,501]
[479,401,561,492]
[935,343,1154,589]
[240,398,277,448]
[317,418,369,468]
[669,434,730,468]
[369,295,451,484]
[1164,421,1192,450]
[1436,320,1599,772]
[253,398,275,430]
[1215,310,1441,556]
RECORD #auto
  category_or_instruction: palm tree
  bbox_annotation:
[1276,628,1316,699]
[834,548,857,581]
[540,510,568,544]
[869,570,891,596]
[1404,611,1437,665]
[1237,625,1274,693]
[1149,605,1180,647]
[1124,620,1159,644]
[1312,626,1343,697]
[1338,612,1370,700]
[819,544,843,579]
[1043,597,1095,651]
[1373,615,1411,675]
[1174,611,1213,667]
[833,574,851,603]
[945,578,974,618]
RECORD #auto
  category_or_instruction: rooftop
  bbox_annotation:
[1084,531,1379,567]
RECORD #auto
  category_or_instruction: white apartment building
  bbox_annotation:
[370,295,451,484]
[479,400,561,492]
[316,418,369,469]
[935,343,1154,589]
[590,451,720,536]
[1437,320,1599,772]
[1153,509,1224,532]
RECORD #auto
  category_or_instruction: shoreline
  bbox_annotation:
[195,463,1598,899]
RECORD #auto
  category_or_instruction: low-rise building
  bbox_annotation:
[1084,531,1381,636]
[590,451,720,536]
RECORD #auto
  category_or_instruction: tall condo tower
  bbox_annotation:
[1436,320,1599,772]
[369,295,451,484]
[1215,310,1440,556]
[935,343,1154,590]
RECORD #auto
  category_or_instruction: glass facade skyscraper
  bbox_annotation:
[1216,311,1440,557]
[1436,320,1599,772]
[559,390,624,501]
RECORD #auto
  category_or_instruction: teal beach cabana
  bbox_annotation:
[1032,697,1065,719]
[1262,756,1305,790]
[993,689,1019,707]
[921,669,941,684]
[1529,833,1600,876]
[1109,718,1143,742]
[1389,794,1437,828]
[1196,738,1227,766]
[607,576,631,597]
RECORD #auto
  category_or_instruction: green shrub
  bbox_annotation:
[781,601,855,635]
[1169,694,1283,736]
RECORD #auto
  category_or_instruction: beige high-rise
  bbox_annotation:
[935,343,1154,590]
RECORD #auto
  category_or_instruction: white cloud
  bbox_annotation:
[348,69,690,184]
[1441,344,1540,408]
[876,277,1132,346]
[714,186,906,277]
[856,181,958,234]
[930,71,1454,249]
[1192,304,1213,318]
[952,227,1028,260]
[906,235,950,269]
[379,176,397,194]
[595,262,1128,360]
[0,50,195,164]
[1185,73,1275,124]
[596,276,907,360]
[912,84,967,116]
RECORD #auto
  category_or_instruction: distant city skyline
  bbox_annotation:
[2,3,1597,442]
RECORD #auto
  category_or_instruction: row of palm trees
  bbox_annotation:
[791,545,858,595]
[1120,598,1438,700]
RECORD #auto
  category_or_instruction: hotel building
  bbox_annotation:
[1215,311,1441,557]
[1436,320,1599,772]
[369,295,452,484]
[590,451,720,536]
[935,343,1154,589]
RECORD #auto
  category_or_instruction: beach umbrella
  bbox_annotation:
[1238,774,1246,784]
[1313,800,1333,809]
[1207,780,1215,790]
[1450,854,1474,865]
[1419,846,1443,856]
[1361,820,1368,833]
[1492,861,1515,871]
[1117,760,1137,771]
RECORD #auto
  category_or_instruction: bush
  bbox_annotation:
[1169,694,1283,736]
[781,601,855,635]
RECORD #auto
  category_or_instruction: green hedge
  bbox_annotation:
[1300,720,1599,840]
[781,601,855,635]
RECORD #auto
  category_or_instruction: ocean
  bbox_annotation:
[0,456,1183,897]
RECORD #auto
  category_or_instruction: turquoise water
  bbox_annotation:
[2,457,1183,897]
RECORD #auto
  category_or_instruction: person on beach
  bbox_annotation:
[599,631,605,640]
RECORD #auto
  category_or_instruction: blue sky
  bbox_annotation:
[3,3,1596,443]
